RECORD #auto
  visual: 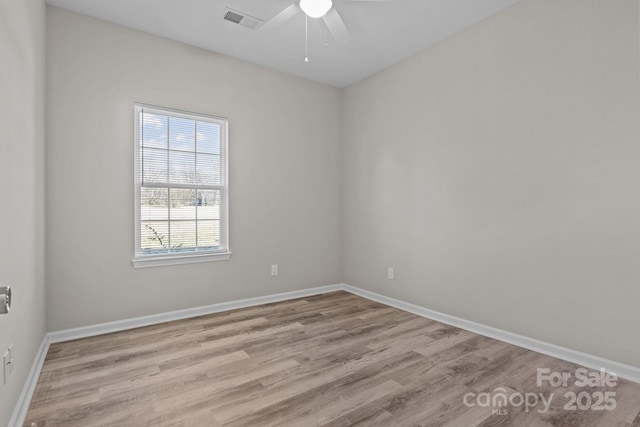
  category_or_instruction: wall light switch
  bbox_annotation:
[3,347,13,385]
[8,345,13,374]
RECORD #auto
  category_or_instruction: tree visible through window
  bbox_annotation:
[133,104,229,267]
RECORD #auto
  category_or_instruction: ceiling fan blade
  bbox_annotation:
[261,3,301,31]
[323,8,352,45]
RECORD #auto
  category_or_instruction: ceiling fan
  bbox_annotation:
[263,0,389,61]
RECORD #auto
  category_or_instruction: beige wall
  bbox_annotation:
[46,7,342,331]
[0,0,47,424]
[342,0,640,367]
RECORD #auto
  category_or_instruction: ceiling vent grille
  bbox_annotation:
[223,8,264,30]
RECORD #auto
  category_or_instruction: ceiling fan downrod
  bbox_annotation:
[305,15,309,62]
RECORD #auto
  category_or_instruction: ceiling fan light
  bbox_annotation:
[299,0,333,19]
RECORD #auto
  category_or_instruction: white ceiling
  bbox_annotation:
[46,0,521,87]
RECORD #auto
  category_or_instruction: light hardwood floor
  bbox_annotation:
[24,291,640,426]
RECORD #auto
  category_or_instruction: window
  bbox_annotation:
[132,104,230,268]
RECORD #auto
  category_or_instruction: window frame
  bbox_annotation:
[132,103,230,268]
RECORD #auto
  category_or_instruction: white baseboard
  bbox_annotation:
[343,284,640,384]
[48,284,343,343]
[11,282,640,427]
[8,335,50,427]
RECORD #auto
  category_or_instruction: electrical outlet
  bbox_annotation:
[387,267,395,280]
[271,264,278,276]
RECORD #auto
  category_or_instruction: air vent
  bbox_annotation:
[223,8,264,30]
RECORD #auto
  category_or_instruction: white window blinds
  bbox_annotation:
[133,104,229,267]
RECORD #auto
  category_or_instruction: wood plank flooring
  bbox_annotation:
[24,291,640,426]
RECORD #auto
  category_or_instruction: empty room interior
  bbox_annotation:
[1,0,639,425]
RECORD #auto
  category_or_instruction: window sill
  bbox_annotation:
[132,251,231,269]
